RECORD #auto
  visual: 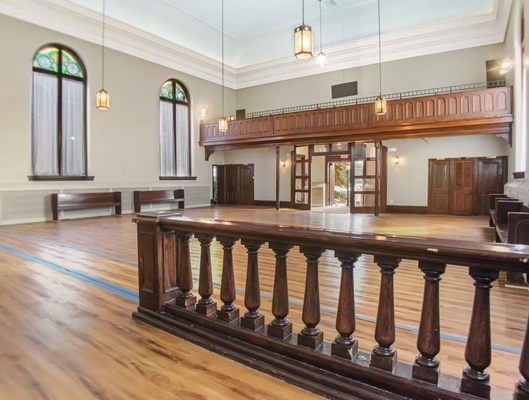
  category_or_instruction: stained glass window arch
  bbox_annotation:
[31,44,88,179]
[159,79,192,178]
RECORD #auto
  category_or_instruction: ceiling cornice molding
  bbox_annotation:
[0,0,237,88]
[0,0,511,90]
[235,0,512,88]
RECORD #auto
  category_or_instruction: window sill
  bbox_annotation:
[28,175,95,181]
[159,176,197,181]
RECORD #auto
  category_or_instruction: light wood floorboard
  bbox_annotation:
[0,206,527,396]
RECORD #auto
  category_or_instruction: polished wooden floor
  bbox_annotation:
[0,206,527,398]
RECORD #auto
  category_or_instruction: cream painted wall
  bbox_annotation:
[0,14,235,223]
[384,135,510,206]
[229,42,513,207]
[236,44,510,113]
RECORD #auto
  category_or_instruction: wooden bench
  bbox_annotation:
[51,192,121,221]
[488,193,529,286]
[133,189,184,213]
[488,193,509,227]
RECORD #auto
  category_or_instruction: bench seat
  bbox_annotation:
[134,189,184,213]
[52,192,121,221]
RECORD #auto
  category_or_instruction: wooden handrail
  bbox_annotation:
[133,212,529,400]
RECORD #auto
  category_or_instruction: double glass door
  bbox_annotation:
[350,141,382,215]
[291,145,311,210]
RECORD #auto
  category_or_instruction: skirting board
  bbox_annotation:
[253,200,293,208]
[385,205,428,214]
[0,204,213,226]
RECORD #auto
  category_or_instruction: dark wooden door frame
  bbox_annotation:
[213,163,254,206]
[324,154,351,207]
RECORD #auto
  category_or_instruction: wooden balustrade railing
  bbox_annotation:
[133,211,529,400]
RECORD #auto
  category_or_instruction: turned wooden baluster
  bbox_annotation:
[412,261,446,384]
[267,242,293,339]
[298,246,325,349]
[370,255,401,371]
[331,251,360,359]
[516,313,529,400]
[240,239,265,331]
[175,232,196,309]
[461,268,498,398]
[195,234,217,317]
[216,236,240,323]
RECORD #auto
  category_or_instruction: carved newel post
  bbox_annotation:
[216,236,240,323]
[175,232,196,309]
[413,261,446,384]
[461,268,498,398]
[195,234,217,317]
[298,246,325,350]
[370,255,401,371]
[331,251,360,359]
[268,243,294,339]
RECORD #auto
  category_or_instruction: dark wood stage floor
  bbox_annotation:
[0,206,527,398]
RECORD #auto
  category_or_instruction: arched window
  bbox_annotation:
[159,79,191,178]
[31,44,87,179]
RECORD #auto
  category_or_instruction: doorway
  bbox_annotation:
[326,157,351,208]
[427,156,507,215]
[212,164,255,205]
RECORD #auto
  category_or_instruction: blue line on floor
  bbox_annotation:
[0,240,521,356]
[0,242,138,301]
[0,228,138,266]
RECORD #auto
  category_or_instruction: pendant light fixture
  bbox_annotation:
[218,0,228,132]
[374,0,386,116]
[316,0,326,66]
[96,0,110,110]
[294,0,313,59]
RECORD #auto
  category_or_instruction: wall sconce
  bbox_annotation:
[394,155,400,165]
[281,160,287,168]
[200,107,208,118]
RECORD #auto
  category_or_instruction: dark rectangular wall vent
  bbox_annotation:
[236,109,246,119]
[331,81,358,99]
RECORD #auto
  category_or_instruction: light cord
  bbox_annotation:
[377,0,382,96]
[319,0,323,52]
[101,0,106,88]
[221,0,224,118]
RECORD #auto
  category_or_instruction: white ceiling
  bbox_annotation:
[65,0,498,67]
[0,0,512,88]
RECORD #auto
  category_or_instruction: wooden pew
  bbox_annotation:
[488,194,529,287]
[488,193,509,227]
[493,199,524,242]
[51,192,121,221]
[133,189,184,213]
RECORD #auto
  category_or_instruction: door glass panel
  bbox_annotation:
[365,160,376,175]
[295,161,308,176]
[314,144,329,153]
[295,192,309,204]
[354,178,375,191]
[297,145,309,156]
[295,177,309,190]
[332,142,347,152]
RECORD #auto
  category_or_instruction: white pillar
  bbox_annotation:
[513,0,526,173]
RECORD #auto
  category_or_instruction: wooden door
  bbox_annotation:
[240,164,254,205]
[215,165,226,205]
[475,157,507,215]
[450,159,474,216]
[225,164,241,204]
[291,145,312,210]
[428,160,450,214]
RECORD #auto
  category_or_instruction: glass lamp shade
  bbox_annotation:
[294,24,313,59]
[96,89,110,110]
[218,117,228,132]
[316,51,327,66]
[374,95,387,116]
